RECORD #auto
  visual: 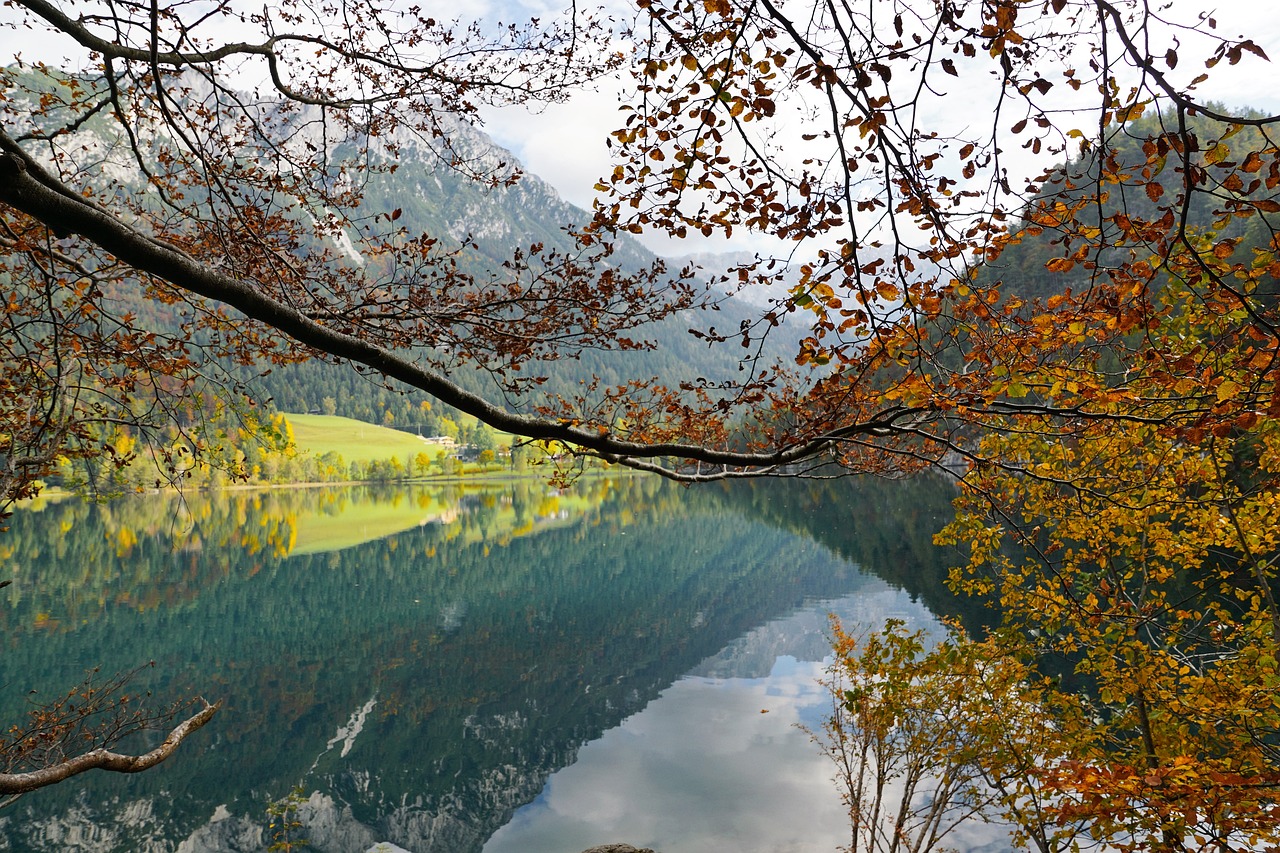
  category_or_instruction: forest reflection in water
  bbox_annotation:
[0,474,988,852]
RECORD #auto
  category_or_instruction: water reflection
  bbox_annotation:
[486,586,941,853]
[491,664,847,853]
[0,476,972,852]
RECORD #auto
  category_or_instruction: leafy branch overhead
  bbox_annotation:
[0,0,1278,494]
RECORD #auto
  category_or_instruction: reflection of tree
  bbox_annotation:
[1,481,624,632]
[0,477,885,851]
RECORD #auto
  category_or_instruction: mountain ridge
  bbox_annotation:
[0,64,796,430]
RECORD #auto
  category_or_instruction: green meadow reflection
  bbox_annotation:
[0,475,964,852]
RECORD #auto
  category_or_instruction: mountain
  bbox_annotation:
[241,110,800,425]
[2,66,798,432]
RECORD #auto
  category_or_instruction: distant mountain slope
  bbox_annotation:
[2,66,795,427]
[249,115,798,424]
[324,113,655,274]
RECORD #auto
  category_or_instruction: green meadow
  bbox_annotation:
[283,413,447,466]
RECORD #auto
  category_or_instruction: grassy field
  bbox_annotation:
[284,413,444,466]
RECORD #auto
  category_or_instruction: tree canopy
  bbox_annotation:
[0,0,1274,496]
[822,282,1280,850]
[3,0,1280,822]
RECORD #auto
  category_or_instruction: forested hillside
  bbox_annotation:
[250,119,795,427]
[978,106,1279,303]
[19,68,793,433]
[0,65,798,450]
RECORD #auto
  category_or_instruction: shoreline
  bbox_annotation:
[25,466,636,504]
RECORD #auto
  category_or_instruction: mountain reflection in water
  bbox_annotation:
[0,475,997,852]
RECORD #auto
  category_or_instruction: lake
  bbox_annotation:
[0,475,998,852]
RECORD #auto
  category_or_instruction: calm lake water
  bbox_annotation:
[0,475,996,852]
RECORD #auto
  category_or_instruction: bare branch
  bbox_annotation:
[0,700,218,796]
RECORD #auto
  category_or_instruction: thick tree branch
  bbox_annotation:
[0,136,920,476]
[0,700,218,796]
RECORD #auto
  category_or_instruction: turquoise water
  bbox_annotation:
[0,476,986,852]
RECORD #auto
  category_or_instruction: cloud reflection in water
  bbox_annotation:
[485,584,1006,853]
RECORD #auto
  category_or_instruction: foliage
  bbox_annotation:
[5,0,1280,817]
[933,312,1280,850]
[820,620,1086,853]
[45,411,536,488]
[819,621,995,853]
[266,787,310,852]
[0,0,1276,495]
[825,277,1280,851]
[47,408,295,493]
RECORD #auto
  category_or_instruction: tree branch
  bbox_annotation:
[0,700,218,796]
[0,135,923,477]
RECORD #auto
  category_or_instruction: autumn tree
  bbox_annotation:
[825,269,1280,849]
[820,620,1089,853]
[929,276,1280,850]
[3,0,1280,811]
[0,0,1277,489]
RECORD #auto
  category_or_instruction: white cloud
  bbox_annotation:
[482,664,852,853]
[482,587,981,853]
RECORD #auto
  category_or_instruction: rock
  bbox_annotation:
[581,845,657,853]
